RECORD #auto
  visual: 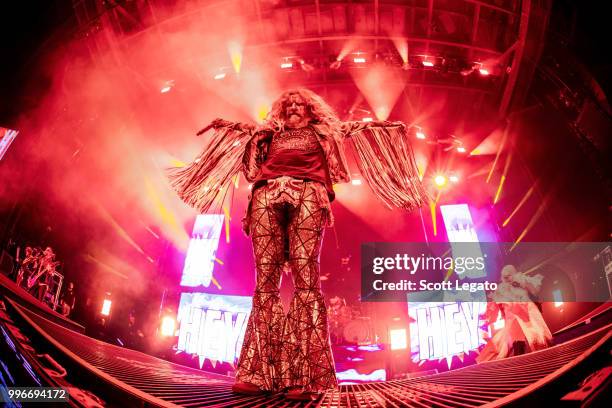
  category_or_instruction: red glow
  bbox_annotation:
[350,63,406,121]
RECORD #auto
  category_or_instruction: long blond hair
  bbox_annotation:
[264,88,344,139]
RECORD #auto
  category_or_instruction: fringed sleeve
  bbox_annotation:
[348,124,430,211]
[241,136,265,183]
[167,125,255,213]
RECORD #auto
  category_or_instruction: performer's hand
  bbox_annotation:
[385,120,406,128]
[196,118,231,136]
[251,130,271,144]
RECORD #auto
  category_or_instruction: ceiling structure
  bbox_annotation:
[71,0,552,124]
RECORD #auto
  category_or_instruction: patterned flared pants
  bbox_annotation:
[235,178,337,392]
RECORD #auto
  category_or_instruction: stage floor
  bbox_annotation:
[1,292,610,407]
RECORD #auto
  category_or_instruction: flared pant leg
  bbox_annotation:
[282,185,337,392]
[235,189,286,391]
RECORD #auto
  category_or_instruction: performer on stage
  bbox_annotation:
[477,265,553,362]
[28,247,57,302]
[16,246,37,288]
[60,282,76,317]
[168,88,427,400]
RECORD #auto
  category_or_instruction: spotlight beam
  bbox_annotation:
[493,142,514,204]
[502,183,536,227]
[510,189,554,252]
[94,202,150,258]
[486,123,509,183]
[83,254,128,280]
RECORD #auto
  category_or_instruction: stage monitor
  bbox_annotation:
[176,292,251,367]
[440,203,487,280]
[408,203,489,364]
[180,214,224,287]
[408,301,488,363]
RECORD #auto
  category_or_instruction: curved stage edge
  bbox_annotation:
[1,274,611,407]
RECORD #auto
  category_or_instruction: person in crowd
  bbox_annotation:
[478,265,553,362]
[60,281,76,317]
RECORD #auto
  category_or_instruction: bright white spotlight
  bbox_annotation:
[416,131,426,139]
[449,175,459,183]
[351,179,362,186]
[362,117,373,122]
[101,299,112,316]
[161,316,176,337]
[353,57,366,63]
[479,68,490,76]
[434,175,447,187]
[389,328,407,350]
[422,60,434,67]
[457,146,466,153]
[280,62,293,69]
[214,72,226,80]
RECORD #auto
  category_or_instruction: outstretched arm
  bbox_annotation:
[167,119,257,214]
[342,119,429,211]
[196,118,256,136]
[341,120,405,138]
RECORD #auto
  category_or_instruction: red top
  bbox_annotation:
[254,126,334,200]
